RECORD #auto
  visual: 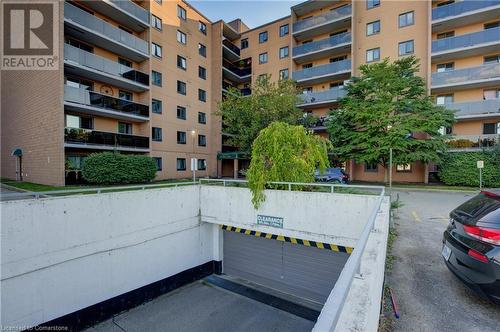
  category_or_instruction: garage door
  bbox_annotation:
[223,229,350,304]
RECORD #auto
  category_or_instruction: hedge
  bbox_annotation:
[438,147,500,187]
[82,152,157,184]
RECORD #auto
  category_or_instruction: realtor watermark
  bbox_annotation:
[1,0,59,70]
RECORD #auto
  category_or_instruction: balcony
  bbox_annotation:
[442,99,500,120]
[222,82,251,97]
[447,134,499,152]
[64,85,149,122]
[82,0,149,32]
[64,128,149,152]
[293,59,351,85]
[222,59,251,83]
[64,2,149,61]
[293,4,352,41]
[432,1,500,33]
[297,87,347,109]
[431,63,500,93]
[431,28,500,61]
[222,39,241,62]
[64,44,149,92]
[292,32,351,64]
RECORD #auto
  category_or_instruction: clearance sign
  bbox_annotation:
[257,215,283,228]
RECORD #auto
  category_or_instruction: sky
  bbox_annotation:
[189,0,301,28]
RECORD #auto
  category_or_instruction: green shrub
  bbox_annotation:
[438,147,500,187]
[82,152,157,184]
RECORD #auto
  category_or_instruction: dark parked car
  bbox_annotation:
[442,189,500,304]
[314,168,349,184]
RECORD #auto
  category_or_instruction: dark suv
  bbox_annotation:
[442,189,500,304]
[314,168,349,184]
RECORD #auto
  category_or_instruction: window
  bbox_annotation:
[155,0,162,4]
[198,112,207,124]
[152,14,162,30]
[65,76,93,90]
[152,127,162,141]
[66,156,87,170]
[367,0,380,9]
[65,38,93,53]
[198,43,207,57]
[302,63,313,69]
[366,48,380,62]
[177,106,186,120]
[330,81,344,89]
[279,24,289,37]
[118,57,132,67]
[65,114,92,129]
[153,157,162,171]
[198,89,207,102]
[241,38,248,49]
[279,46,289,59]
[483,123,499,134]
[199,21,207,35]
[177,158,186,171]
[118,122,132,134]
[484,55,500,64]
[398,40,414,56]
[439,126,453,135]
[437,1,454,7]
[258,74,268,83]
[119,90,132,101]
[436,62,454,72]
[198,135,206,147]
[177,5,186,20]
[177,131,186,144]
[152,42,162,58]
[330,55,347,63]
[259,52,268,64]
[366,20,380,36]
[197,159,206,170]
[152,71,162,86]
[364,162,378,173]
[279,68,289,80]
[259,31,268,43]
[177,55,187,70]
[330,29,348,37]
[437,31,454,39]
[484,21,500,30]
[303,87,313,93]
[396,164,412,172]
[436,94,453,105]
[152,99,162,114]
[399,11,414,27]
[198,66,206,79]
[177,30,186,44]
[177,81,186,95]
[484,88,500,100]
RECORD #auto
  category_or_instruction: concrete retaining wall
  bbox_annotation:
[1,186,215,328]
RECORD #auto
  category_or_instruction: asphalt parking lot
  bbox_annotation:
[385,189,500,332]
[85,279,314,332]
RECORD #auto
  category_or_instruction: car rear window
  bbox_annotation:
[452,192,500,225]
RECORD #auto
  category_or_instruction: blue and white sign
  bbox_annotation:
[257,215,283,228]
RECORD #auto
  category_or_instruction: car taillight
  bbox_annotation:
[463,225,500,246]
[467,249,489,263]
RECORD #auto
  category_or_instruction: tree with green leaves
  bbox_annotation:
[247,122,331,208]
[217,77,304,153]
[327,56,455,182]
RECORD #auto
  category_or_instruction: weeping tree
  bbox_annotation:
[247,122,331,209]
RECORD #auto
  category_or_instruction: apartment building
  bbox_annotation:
[1,0,499,186]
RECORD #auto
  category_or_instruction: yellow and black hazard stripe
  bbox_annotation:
[220,225,353,254]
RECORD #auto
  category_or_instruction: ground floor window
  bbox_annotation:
[66,155,86,170]
[396,164,412,172]
[153,157,162,171]
[364,162,378,172]
[197,159,207,170]
[177,158,186,171]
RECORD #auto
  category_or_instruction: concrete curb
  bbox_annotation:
[1,183,30,193]
[391,187,479,193]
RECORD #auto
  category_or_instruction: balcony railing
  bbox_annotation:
[432,0,499,21]
[64,2,149,56]
[222,82,251,96]
[293,4,352,33]
[441,99,500,118]
[64,44,149,86]
[293,59,351,82]
[293,32,351,58]
[222,59,251,77]
[431,63,500,87]
[64,128,149,150]
[108,0,149,25]
[222,39,241,56]
[432,27,500,53]
[64,85,149,118]
[447,134,499,150]
[298,87,347,106]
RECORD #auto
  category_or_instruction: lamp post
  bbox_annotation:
[190,129,196,183]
